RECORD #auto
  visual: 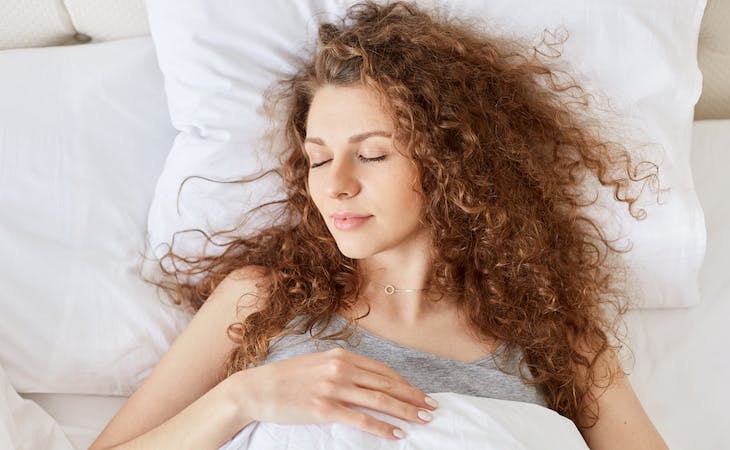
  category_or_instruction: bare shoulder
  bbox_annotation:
[214,265,273,318]
[225,264,273,290]
[227,264,272,282]
[221,266,270,294]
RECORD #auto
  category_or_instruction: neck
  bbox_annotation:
[351,227,453,323]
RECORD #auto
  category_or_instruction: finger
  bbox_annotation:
[328,402,405,440]
[336,384,434,425]
[324,349,434,410]
[349,369,436,411]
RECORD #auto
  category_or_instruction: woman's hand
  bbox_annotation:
[232,347,439,440]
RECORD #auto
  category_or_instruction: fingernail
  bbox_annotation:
[393,428,405,439]
[418,409,433,421]
[425,396,439,408]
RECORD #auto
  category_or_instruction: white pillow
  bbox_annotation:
[0,37,191,395]
[145,0,707,309]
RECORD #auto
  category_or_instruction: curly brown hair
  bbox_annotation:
[148,0,662,430]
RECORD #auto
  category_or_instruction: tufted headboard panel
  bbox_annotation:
[0,0,149,48]
[0,0,726,119]
[694,0,730,119]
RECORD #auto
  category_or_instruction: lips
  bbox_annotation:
[331,213,373,231]
[331,212,371,220]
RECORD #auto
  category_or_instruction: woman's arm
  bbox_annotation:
[93,373,253,450]
[89,266,270,450]
[577,349,669,450]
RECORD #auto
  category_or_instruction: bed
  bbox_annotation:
[0,1,728,449]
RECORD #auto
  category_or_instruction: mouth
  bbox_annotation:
[331,212,372,220]
[332,215,373,231]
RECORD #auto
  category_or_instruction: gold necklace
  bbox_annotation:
[370,280,428,295]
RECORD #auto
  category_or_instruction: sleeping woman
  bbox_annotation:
[90,1,669,449]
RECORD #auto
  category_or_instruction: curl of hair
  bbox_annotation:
[145,0,663,430]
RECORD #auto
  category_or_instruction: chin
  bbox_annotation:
[333,240,378,260]
[335,247,371,260]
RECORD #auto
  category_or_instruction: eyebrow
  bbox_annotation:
[304,130,392,146]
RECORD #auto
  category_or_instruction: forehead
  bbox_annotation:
[305,85,394,140]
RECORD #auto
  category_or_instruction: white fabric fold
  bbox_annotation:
[0,363,74,450]
[219,392,588,450]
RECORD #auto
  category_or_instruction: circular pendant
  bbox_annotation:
[384,285,396,295]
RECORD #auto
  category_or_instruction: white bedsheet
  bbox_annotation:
[0,363,73,450]
[218,393,588,450]
[16,393,126,450]
[618,119,730,450]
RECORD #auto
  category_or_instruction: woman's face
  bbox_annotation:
[304,85,427,259]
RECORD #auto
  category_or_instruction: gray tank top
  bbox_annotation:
[263,313,547,407]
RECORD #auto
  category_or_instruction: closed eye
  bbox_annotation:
[310,154,386,169]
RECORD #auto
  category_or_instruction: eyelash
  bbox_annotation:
[309,155,386,169]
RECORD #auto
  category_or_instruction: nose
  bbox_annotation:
[323,157,361,199]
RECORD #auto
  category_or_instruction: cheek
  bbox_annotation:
[306,176,323,208]
[382,179,423,215]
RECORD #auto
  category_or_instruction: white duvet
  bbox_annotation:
[219,392,588,450]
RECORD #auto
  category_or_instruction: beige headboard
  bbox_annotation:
[695,0,730,119]
[0,0,726,119]
[0,0,149,48]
